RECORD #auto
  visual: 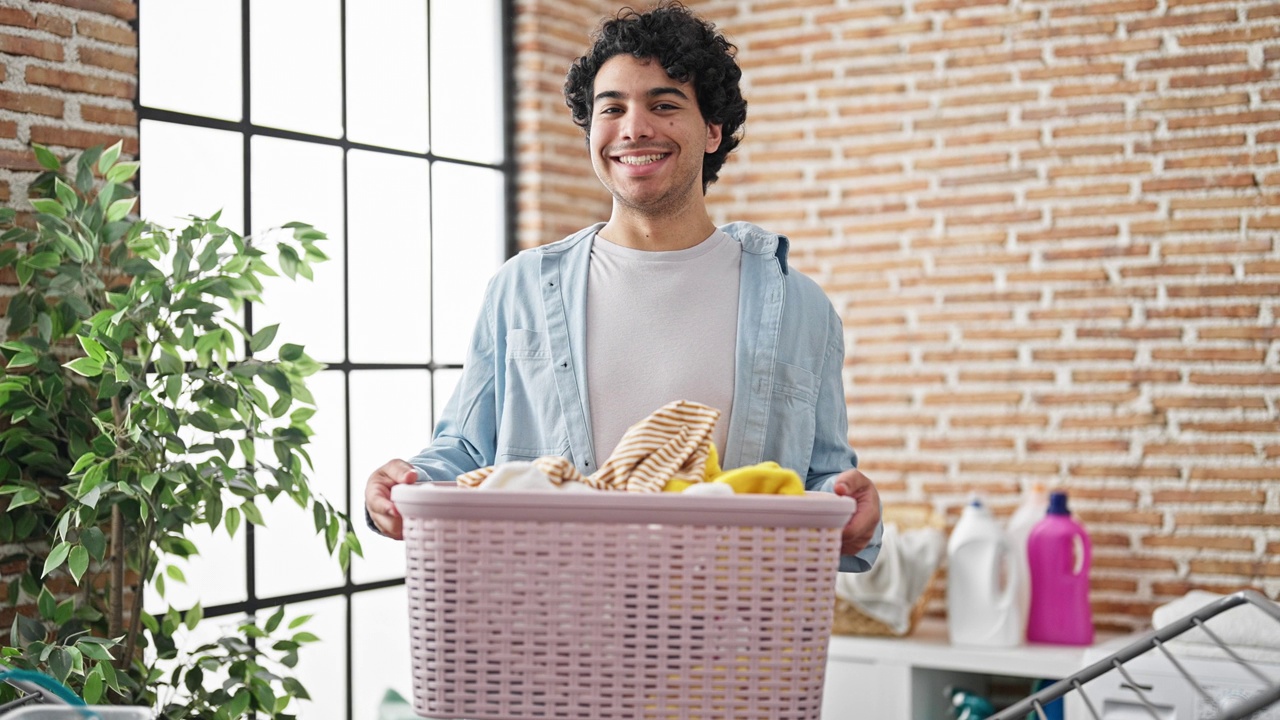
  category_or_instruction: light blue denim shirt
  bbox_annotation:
[408,221,882,572]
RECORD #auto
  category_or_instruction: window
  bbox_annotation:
[137,1,512,717]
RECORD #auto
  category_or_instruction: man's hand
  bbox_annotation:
[833,468,881,557]
[366,459,419,540]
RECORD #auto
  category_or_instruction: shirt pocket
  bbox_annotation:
[766,360,819,468]
[499,328,568,460]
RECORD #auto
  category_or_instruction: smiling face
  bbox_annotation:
[588,54,723,218]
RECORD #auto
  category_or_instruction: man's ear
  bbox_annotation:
[705,123,723,154]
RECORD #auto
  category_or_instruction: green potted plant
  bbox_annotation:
[0,142,360,718]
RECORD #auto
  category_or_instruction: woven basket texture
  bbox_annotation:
[403,512,845,719]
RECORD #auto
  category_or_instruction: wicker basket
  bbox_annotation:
[393,483,856,720]
[831,503,945,637]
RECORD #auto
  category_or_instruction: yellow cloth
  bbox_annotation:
[662,442,805,495]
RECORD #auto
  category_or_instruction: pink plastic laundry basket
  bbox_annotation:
[392,483,854,720]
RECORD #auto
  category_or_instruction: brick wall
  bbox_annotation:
[0,0,136,632]
[515,0,1280,632]
[0,0,136,208]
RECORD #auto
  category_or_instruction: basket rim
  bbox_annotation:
[392,483,855,529]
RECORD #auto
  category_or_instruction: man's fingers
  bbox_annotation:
[366,460,419,523]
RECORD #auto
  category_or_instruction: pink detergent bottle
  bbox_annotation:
[1026,490,1094,645]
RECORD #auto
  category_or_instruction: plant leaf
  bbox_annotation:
[105,161,139,185]
[48,647,71,684]
[249,324,279,353]
[77,335,107,363]
[82,526,107,561]
[97,140,122,174]
[105,197,136,223]
[54,178,77,209]
[82,668,104,704]
[54,597,75,625]
[184,601,202,631]
[64,356,103,377]
[29,198,66,219]
[225,506,241,538]
[42,541,70,577]
[32,143,61,170]
[37,585,56,620]
[68,545,89,584]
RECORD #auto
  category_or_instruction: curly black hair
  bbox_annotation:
[563,2,747,192]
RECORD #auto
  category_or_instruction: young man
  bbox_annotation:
[365,2,882,572]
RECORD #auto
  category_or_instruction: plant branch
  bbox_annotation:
[119,502,155,670]
[109,502,124,641]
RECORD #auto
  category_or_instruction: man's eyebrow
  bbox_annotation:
[593,86,691,102]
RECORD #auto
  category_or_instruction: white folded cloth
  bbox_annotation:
[475,461,596,492]
[1152,590,1280,663]
[834,521,945,635]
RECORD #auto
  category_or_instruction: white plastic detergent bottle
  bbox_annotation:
[1005,482,1049,635]
[947,494,1023,647]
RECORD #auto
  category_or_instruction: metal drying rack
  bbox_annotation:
[991,589,1280,720]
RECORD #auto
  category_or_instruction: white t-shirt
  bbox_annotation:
[585,229,742,464]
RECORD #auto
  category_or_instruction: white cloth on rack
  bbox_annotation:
[1152,590,1280,663]
[834,520,945,635]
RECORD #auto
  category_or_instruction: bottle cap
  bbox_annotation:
[1047,490,1070,515]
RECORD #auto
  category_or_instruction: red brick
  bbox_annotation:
[1127,8,1238,32]
[1070,464,1181,480]
[1169,69,1274,89]
[1188,560,1280,578]
[75,18,136,46]
[0,89,62,117]
[1050,0,1156,15]
[0,32,63,61]
[1143,536,1255,552]
[36,0,135,20]
[78,46,136,74]
[25,65,135,99]
[1167,282,1280,298]
[29,125,137,154]
[1142,92,1251,111]
[1055,37,1162,58]
[81,102,135,126]
[36,14,73,37]
[1034,391,1141,405]
[0,148,47,171]
[0,7,36,28]
[1168,110,1280,131]
[1182,26,1280,46]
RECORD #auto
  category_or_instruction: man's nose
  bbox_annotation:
[619,108,655,140]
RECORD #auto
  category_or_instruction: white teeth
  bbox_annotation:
[617,154,665,165]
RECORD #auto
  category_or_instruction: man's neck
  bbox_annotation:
[597,201,718,252]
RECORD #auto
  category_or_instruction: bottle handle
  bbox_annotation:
[997,538,1019,609]
[1072,530,1092,577]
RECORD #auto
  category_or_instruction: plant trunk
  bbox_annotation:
[120,514,154,671]
[109,503,125,655]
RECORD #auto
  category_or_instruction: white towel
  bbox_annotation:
[1152,590,1280,664]
[835,521,945,635]
[474,461,596,492]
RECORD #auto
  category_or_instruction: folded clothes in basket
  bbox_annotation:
[457,399,805,495]
[1152,590,1280,663]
